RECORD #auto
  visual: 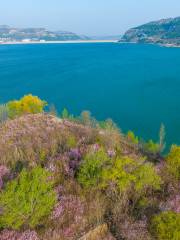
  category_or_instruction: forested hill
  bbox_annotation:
[0,25,89,42]
[120,16,180,46]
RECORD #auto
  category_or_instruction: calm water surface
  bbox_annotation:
[0,42,180,148]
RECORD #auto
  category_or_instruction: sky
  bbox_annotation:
[0,0,180,36]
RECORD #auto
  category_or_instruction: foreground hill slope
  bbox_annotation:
[0,95,179,240]
[120,16,180,46]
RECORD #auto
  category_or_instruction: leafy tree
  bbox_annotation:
[0,167,57,230]
[7,94,47,118]
[150,211,180,240]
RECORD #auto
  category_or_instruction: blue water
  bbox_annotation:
[0,42,180,148]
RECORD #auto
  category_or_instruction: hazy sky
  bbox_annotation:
[0,0,180,36]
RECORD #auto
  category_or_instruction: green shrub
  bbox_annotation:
[66,135,77,148]
[166,145,180,182]
[127,130,139,144]
[102,157,136,192]
[0,167,57,230]
[133,162,162,194]
[61,108,69,119]
[150,211,180,240]
[99,118,118,131]
[77,148,110,188]
[102,158,161,194]
[7,94,47,118]
[144,139,160,154]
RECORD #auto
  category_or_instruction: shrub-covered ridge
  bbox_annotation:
[0,95,179,240]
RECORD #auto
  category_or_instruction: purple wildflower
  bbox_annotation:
[68,148,81,175]
[0,165,10,190]
[0,230,39,240]
[92,144,100,152]
[107,149,116,158]
[69,148,81,161]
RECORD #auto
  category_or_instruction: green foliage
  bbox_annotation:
[102,157,136,192]
[102,157,161,194]
[166,145,180,181]
[61,108,69,119]
[99,118,118,131]
[144,139,160,154]
[127,130,139,144]
[142,124,166,154]
[7,94,47,118]
[150,211,180,240]
[133,162,162,193]
[77,148,110,188]
[77,146,161,195]
[61,108,75,121]
[0,167,57,230]
[66,135,77,148]
[79,111,98,128]
[0,104,9,124]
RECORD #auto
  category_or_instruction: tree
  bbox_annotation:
[7,94,47,118]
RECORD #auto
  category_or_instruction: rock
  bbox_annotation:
[79,224,115,240]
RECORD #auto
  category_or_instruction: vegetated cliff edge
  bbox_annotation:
[120,16,180,46]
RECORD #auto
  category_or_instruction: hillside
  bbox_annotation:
[0,25,88,42]
[0,95,179,240]
[120,16,180,46]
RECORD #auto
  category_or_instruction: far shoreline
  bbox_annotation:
[0,39,119,45]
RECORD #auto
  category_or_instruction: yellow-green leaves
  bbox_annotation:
[0,167,57,230]
[7,94,47,118]
[166,145,180,182]
[102,157,136,192]
[151,211,180,240]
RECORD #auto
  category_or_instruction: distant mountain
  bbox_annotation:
[0,25,89,42]
[120,16,180,46]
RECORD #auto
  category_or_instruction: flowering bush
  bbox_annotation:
[68,148,81,176]
[119,218,152,240]
[0,167,57,230]
[0,165,10,190]
[0,230,39,240]
[7,94,47,118]
[51,195,85,239]
[160,194,180,213]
